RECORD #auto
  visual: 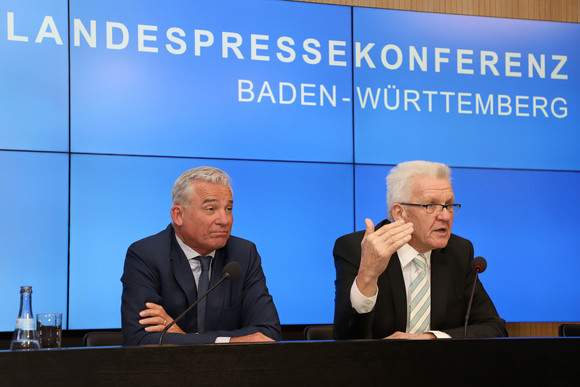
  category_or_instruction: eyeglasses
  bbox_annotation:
[399,203,461,215]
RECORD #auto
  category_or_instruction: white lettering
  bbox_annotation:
[138,25,157,53]
[498,95,512,116]
[528,54,545,78]
[434,47,450,72]
[551,97,567,118]
[355,42,375,68]
[35,16,63,45]
[74,19,96,47]
[505,52,522,77]
[551,55,568,80]
[481,51,500,76]
[533,96,548,117]
[251,34,269,61]
[303,39,321,65]
[476,94,494,115]
[320,85,336,106]
[279,82,296,104]
[458,92,472,114]
[404,89,420,111]
[381,44,403,70]
[222,32,243,59]
[457,49,474,75]
[301,83,316,106]
[329,40,347,66]
[515,95,530,117]
[276,36,295,63]
[357,87,381,109]
[257,81,275,103]
[238,80,254,102]
[194,29,214,56]
[106,22,129,50]
[166,27,186,55]
[7,12,28,42]
[409,46,427,72]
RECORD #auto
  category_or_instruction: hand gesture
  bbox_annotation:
[356,219,413,297]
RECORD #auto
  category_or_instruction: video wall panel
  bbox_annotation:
[354,164,580,322]
[70,0,353,163]
[0,151,69,332]
[69,154,353,328]
[353,8,580,171]
[0,0,69,152]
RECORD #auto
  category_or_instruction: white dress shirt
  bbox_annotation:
[175,235,215,287]
[350,243,450,338]
[174,235,230,343]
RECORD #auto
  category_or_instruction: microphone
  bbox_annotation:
[158,261,242,345]
[464,256,487,339]
[473,257,487,274]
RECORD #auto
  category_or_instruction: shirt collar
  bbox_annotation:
[397,243,432,269]
[174,233,216,260]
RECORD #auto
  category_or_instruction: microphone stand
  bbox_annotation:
[158,272,230,346]
[463,268,481,339]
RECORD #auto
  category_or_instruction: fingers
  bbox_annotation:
[374,219,412,238]
[362,219,413,258]
[141,317,166,332]
[363,218,375,237]
[145,302,162,311]
[384,332,435,340]
[364,219,413,244]
[384,331,407,339]
[230,332,275,343]
[374,221,413,251]
[139,302,172,332]
[359,219,414,286]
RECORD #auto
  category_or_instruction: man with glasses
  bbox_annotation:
[333,160,507,339]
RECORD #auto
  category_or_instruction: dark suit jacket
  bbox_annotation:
[121,224,281,345]
[333,219,507,339]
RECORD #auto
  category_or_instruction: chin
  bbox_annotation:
[212,236,230,249]
[432,238,450,249]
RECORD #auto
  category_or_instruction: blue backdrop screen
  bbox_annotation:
[1,0,578,331]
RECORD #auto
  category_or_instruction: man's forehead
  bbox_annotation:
[411,176,453,197]
[192,181,233,200]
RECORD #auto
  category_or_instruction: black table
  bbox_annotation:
[1,338,578,385]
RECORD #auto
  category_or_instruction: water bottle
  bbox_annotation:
[10,286,40,350]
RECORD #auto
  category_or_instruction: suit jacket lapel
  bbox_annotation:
[385,253,408,332]
[376,220,408,332]
[170,231,198,306]
[430,248,449,329]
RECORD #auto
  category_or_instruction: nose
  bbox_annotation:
[215,209,232,225]
[437,206,452,220]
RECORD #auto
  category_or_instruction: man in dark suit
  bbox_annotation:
[121,166,281,345]
[333,160,507,339]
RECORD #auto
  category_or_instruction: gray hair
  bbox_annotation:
[171,166,232,207]
[386,160,451,221]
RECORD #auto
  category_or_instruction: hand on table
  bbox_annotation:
[230,332,275,343]
[139,302,185,334]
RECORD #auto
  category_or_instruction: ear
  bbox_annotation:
[391,203,405,222]
[170,205,184,227]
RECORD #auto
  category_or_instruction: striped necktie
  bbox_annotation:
[409,253,431,334]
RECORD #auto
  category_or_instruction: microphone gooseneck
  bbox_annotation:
[464,256,488,339]
[158,261,242,345]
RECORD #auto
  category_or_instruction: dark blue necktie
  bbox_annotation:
[195,255,211,333]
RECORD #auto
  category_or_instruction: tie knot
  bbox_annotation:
[413,254,427,270]
[196,255,212,272]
